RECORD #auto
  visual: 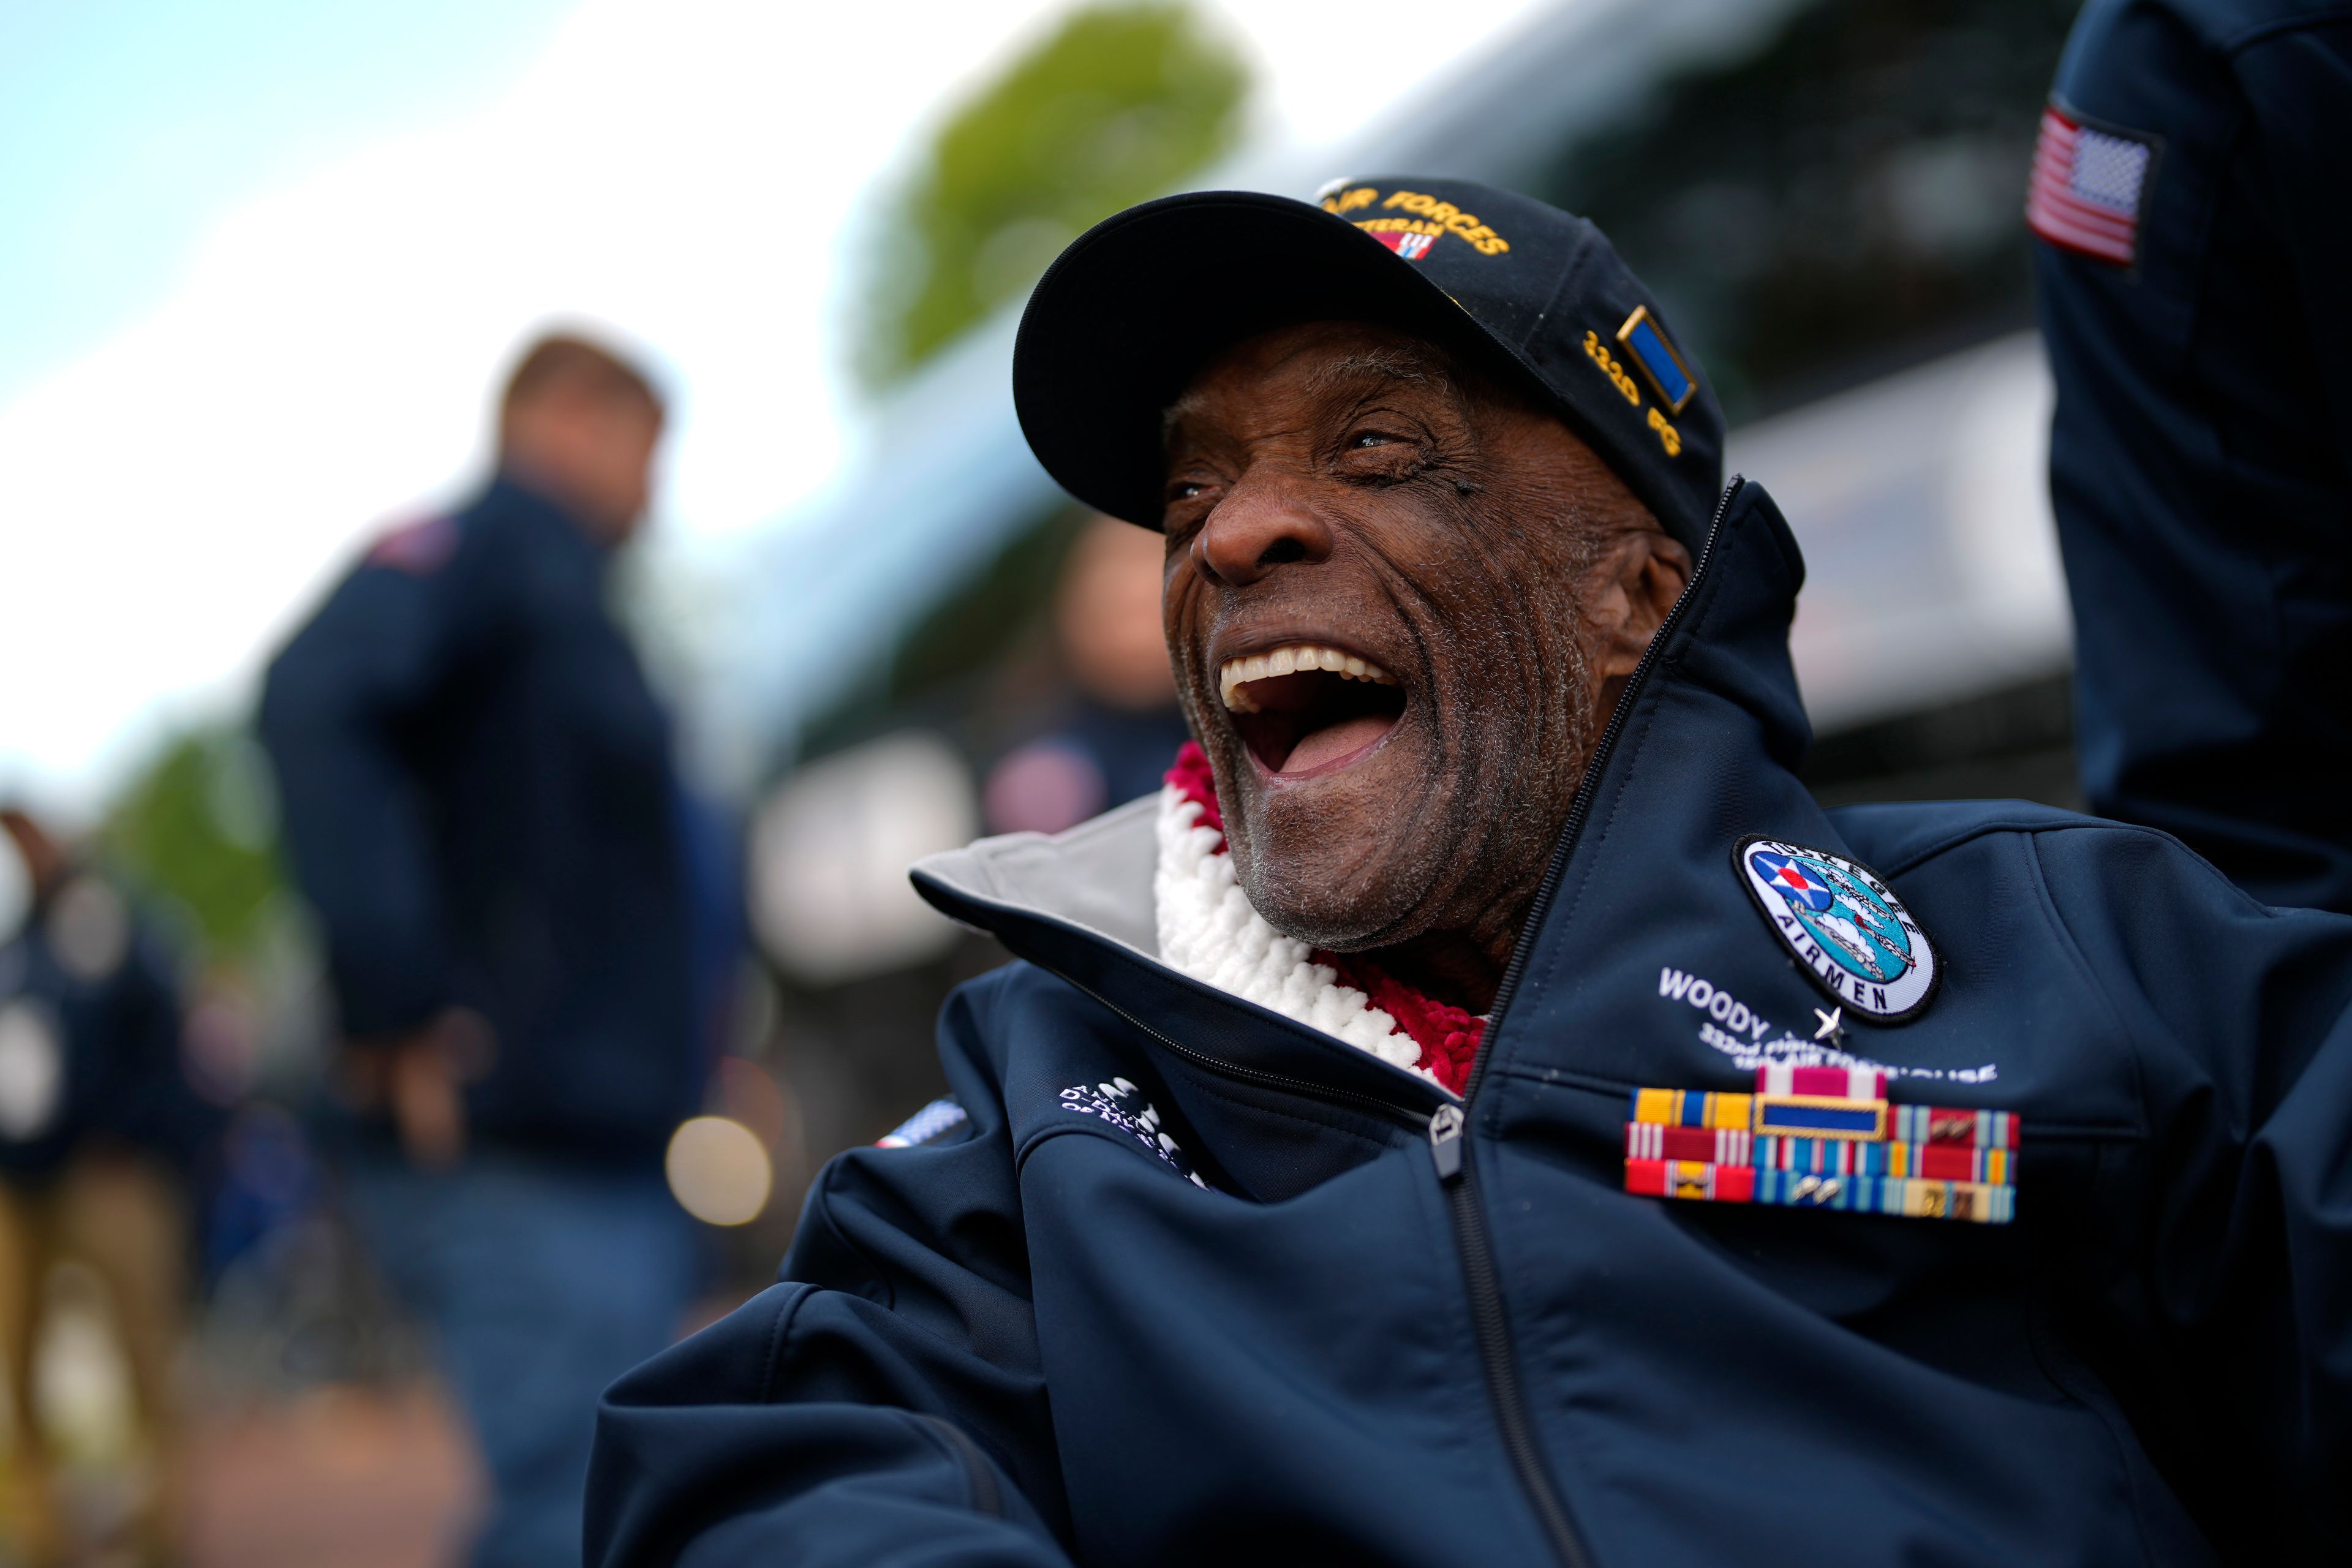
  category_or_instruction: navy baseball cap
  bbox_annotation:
[1012,176,1726,552]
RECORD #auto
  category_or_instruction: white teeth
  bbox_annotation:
[1216,643,1396,712]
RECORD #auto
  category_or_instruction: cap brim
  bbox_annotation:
[1013,190,1544,530]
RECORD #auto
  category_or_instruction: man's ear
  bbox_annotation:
[1590,528,1691,709]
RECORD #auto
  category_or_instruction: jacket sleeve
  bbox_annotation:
[2239,22,2352,467]
[2034,824,2352,1559]
[587,977,1074,1567]
[257,534,490,1036]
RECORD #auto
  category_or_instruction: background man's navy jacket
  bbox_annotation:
[0,878,209,1180]
[589,483,2352,1564]
[260,477,701,1165]
[2036,0,2352,913]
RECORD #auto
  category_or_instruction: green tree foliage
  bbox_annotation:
[859,1,1249,388]
[101,726,283,960]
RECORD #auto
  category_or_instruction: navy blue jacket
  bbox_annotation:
[259,477,702,1166]
[0,878,208,1180]
[2035,0,2352,913]
[589,481,2352,1564]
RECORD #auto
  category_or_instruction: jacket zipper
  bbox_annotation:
[1074,976,1595,1566]
[1008,478,1743,1568]
[1425,477,1744,1568]
[1428,1105,1589,1566]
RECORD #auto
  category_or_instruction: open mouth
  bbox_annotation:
[1218,643,1406,776]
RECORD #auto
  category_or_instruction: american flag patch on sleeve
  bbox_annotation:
[876,1098,968,1148]
[2027,102,2156,267]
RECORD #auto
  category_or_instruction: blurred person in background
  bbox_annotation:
[259,333,709,1568]
[982,516,1191,836]
[0,807,212,1567]
[2030,0,2352,913]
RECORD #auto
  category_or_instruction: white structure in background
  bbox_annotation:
[749,731,978,985]
[1729,333,2070,731]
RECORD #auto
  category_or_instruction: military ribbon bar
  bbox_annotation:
[1627,1080,2018,1224]
[1757,1169,2014,1224]
[1755,1065,1885,1099]
[1624,1158,1755,1204]
[1630,1088,1753,1130]
[1626,1124,1752,1164]
[1890,1105,2019,1150]
[1751,1094,1888,1140]
[1755,1136,2012,1186]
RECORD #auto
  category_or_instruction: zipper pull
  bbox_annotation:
[1428,1104,1466,1183]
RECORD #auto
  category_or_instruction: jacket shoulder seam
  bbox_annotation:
[896,1409,1005,1519]
[2017,832,2157,1142]
[2218,6,2352,54]
[1875,815,2272,918]
[810,1158,901,1315]
[758,1282,821,1403]
[1865,813,2078,875]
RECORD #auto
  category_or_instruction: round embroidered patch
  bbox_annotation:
[1734,836,1940,1023]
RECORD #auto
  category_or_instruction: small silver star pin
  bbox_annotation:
[1812,1005,1845,1044]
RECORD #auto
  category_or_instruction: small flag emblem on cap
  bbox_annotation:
[1367,230,1436,260]
[2027,104,2154,267]
[1615,306,1696,414]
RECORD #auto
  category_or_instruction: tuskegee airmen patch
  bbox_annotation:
[1735,837,1939,1023]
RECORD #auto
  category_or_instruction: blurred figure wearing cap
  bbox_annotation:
[590,182,2352,1565]
[0,808,211,1567]
[262,334,712,1567]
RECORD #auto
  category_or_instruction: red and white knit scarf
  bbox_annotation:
[1155,743,1483,1095]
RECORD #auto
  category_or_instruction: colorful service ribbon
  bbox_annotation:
[1623,1068,2018,1223]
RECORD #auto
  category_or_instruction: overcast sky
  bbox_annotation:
[0,0,1558,810]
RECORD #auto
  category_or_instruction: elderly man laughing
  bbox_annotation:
[588,181,2352,1566]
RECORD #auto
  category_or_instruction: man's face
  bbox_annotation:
[504,388,663,543]
[1161,321,1684,975]
[562,394,663,542]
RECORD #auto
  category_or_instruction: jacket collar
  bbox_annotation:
[480,472,611,560]
[912,478,1830,1117]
